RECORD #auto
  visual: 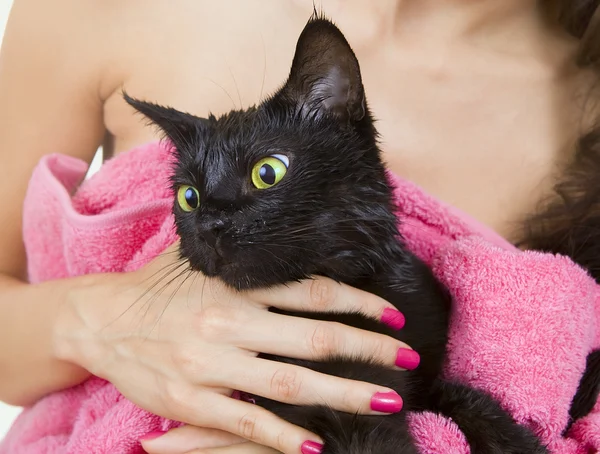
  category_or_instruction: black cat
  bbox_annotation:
[125,16,549,454]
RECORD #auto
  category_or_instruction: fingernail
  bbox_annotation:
[371,391,403,413]
[381,308,405,330]
[240,392,256,405]
[139,430,167,442]
[396,348,420,370]
[232,390,257,404]
[301,440,324,454]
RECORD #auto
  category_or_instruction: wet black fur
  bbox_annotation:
[126,16,549,454]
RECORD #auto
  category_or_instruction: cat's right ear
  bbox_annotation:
[123,92,207,148]
[279,17,366,123]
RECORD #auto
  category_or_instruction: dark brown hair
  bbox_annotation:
[522,1,600,282]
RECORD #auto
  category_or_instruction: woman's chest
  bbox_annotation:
[103,1,581,241]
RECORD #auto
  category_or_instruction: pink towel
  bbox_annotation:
[2,140,599,453]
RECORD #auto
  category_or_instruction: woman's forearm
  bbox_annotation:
[0,273,93,407]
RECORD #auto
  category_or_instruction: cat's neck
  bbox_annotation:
[317,235,418,291]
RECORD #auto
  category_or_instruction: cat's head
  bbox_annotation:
[125,17,400,290]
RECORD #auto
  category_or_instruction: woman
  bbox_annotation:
[0,1,598,453]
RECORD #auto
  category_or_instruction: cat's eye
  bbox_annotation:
[177,185,200,212]
[251,154,289,189]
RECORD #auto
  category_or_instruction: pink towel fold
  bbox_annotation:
[2,140,599,453]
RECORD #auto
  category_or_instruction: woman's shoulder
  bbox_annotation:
[98,0,314,154]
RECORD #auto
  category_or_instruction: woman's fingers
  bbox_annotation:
[185,442,281,454]
[213,356,404,415]
[249,276,404,328]
[141,425,244,454]
[102,249,413,454]
[183,394,322,454]
[228,310,414,369]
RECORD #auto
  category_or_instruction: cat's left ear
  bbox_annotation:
[280,17,366,123]
[123,92,206,147]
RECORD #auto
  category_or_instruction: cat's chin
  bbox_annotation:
[196,260,263,290]
[219,268,282,291]
[198,261,302,291]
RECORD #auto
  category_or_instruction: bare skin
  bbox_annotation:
[0,0,590,453]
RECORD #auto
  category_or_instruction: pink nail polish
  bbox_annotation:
[139,430,167,442]
[381,308,405,330]
[370,391,403,413]
[395,348,420,370]
[240,392,257,405]
[301,440,324,454]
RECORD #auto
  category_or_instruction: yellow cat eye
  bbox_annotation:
[251,154,289,189]
[177,185,200,212]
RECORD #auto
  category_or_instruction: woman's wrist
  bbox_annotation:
[0,273,102,405]
[51,272,121,377]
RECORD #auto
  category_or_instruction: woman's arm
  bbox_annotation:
[0,276,96,406]
[0,0,107,405]
[0,4,412,453]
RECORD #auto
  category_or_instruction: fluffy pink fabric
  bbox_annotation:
[2,140,599,453]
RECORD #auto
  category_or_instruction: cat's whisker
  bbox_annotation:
[279,218,396,235]
[186,267,203,310]
[107,267,188,341]
[264,234,363,247]
[128,255,186,284]
[258,32,267,102]
[200,270,209,310]
[237,240,327,255]
[253,246,296,271]
[228,65,243,110]
[125,248,181,268]
[133,259,190,307]
[133,262,192,330]
[203,76,238,110]
[247,239,334,254]
[102,258,190,333]
[145,266,195,339]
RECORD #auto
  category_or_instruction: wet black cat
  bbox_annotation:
[125,16,548,454]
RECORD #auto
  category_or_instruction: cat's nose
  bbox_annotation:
[198,218,228,248]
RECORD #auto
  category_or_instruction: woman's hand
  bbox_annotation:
[140,426,245,454]
[189,443,280,454]
[53,243,413,454]
[139,425,281,454]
